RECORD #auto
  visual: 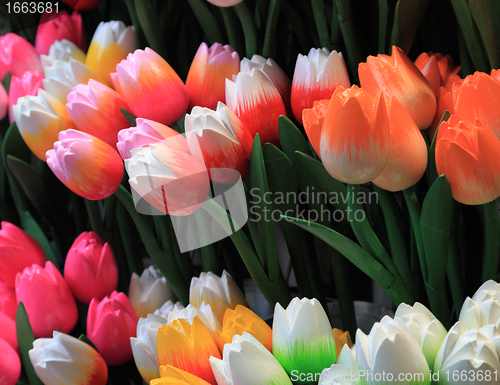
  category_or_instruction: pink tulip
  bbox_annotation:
[0,221,46,288]
[87,291,138,365]
[8,70,44,123]
[0,33,42,78]
[35,10,85,55]
[0,338,20,385]
[0,83,7,121]
[66,79,131,148]
[15,261,78,338]
[111,48,189,125]
[46,129,124,201]
[0,280,17,319]
[64,231,118,304]
[0,310,17,352]
[117,118,190,160]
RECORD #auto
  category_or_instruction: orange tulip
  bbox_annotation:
[302,99,329,156]
[359,46,436,130]
[414,52,459,95]
[372,97,428,191]
[154,365,212,385]
[454,72,500,140]
[436,115,500,205]
[332,328,353,359]
[214,305,272,353]
[157,317,221,385]
[320,85,390,184]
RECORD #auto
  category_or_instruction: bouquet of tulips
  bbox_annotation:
[2,0,500,383]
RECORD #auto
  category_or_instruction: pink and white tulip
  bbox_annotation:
[8,70,44,123]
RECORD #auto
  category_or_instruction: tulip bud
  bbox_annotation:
[153,299,181,319]
[87,291,138,365]
[359,46,437,130]
[117,118,190,160]
[302,98,329,156]
[273,297,336,383]
[35,10,85,56]
[291,48,350,125]
[130,314,166,383]
[125,142,209,216]
[414,52,459,95]
[128,266,177,318]
[185,102,253,183]
[167,303,221,336]
[8,70,44,124]
[157,317,221,384]
[86,21,136,86]
[0,33,42,78]
[63,231,118,304]
[436,115,500,205]
[320,85,390,184]
[112,48,188,125]
[332,328,353,359]
[66,79,131,147]
[16,261,78,338]
[428,77,462,140]
[62,0,103,10]
[186,42,239,110]
[189,270,248,324]
[0,83,6,121]
[46,129,124,200]
[0,221,46,287]
[210,332,292,385]
[154,365,212,384]
[0,310,18,352]
[206,0,243,6]
[459,279,500,329]
[40,39,86,68]
[0,338,21,385]
[0,280,17,319]
[225,68,286,146]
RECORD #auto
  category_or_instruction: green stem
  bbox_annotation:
[234,1,259,57]
[262,0,282,58]
[447,201,466,319]
[481,200,500,282]
[124,0,143,48]
[186,0,224,44]
[115,202,143,275]
[310,0,331,48]
[85,199,104,235]
[220,7,244,54]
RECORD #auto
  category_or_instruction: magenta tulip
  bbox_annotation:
[35,10,85,55]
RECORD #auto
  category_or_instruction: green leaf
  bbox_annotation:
[16,302,43,385]
[378,0,396,54]
[186,0,224,45]
[278,115,312,161]
[262,0,282,58]
[310,0,331,49]
[134,0,168,59]
[23,211,60,271]
[390,0,431,53]
[120,108,137,127]
[426,110,451,186]
[234,2,259,58]
[469,0,500,69]
[481,200,500,282]
[78,334,98,351]
[2,72,11,92]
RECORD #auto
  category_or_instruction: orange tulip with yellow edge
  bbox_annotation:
[151,365,211,385]
[359,46,436,130]
[436,115,500,205]
[302,99,329,156]
[332,328,353,359]
[320,85,390,185]
[214,305,272,353]
[157,317,221,385]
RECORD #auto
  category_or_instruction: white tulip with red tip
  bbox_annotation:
[41,39,86,68]
[209,332,293,385]
[167,303,221,335]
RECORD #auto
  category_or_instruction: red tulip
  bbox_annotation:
[0,83,6,121]
[35,10,85,55]
[87,291,138,365]
[8,70,44,124]
[0,34,42,78]
[0,310,18,352]
[15,261,78,338]
[62,0,103,10]
[0,338,20,385]
[0,280,17,319]
[0,221,46,288]
[64,231,118,304]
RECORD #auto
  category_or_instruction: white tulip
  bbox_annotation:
[460,280,500,329]
[153,299,181,319]
[41,39,86,68]
[167,303,221,335]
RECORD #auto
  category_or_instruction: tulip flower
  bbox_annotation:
[356,316,430,385]
[86,21,136,86]
[117,118,190,160]
[215,305,272,353]
[454,71,500,140]
[318,364,356,385]
[372,97,428,191]
[128,266,177,318]
[16,261,78,338]
[29,331,107,385]
[125,142,210,216]
[210,332,292,385]
[241,54,292,114]
[43,58,104,103]
[112,48,188,125]
[273,297,336,383]
[0,310,18,352]
[414,52,459,95]
[66,79,131,147]
[41,39,86,68]
[8,70,44,124]
[46,129,124,200]
[320,85,390,184]
[185,42,239,110]
[62,0,103,10]
[0,83,6,120]
[394,302,447,370]
[167,303,221,336]
[206,0,243,6]
[154,365,212,384]
[189,270,248,324]
[87,291,138,365]
[359,45,436,130]
[157,317,221,384]
[434,322,500,384]
[154,299,181,319]
[63,231,118,304]
[435,115,500,205]
[0,280,17,319]
[13,89,74,161]
[0,221,46,288]
[428,76,463,140]
[302,98,329,156]
[185,102,253,183]
[335,343,356,369]
[459,280,500,329]
[0,33,42,78]
[225,68,286,146]
[130,313,166,383]
[0,338,20,385]
[35,10,85,55]
[291,48,350,125]
[332,328,353,359]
